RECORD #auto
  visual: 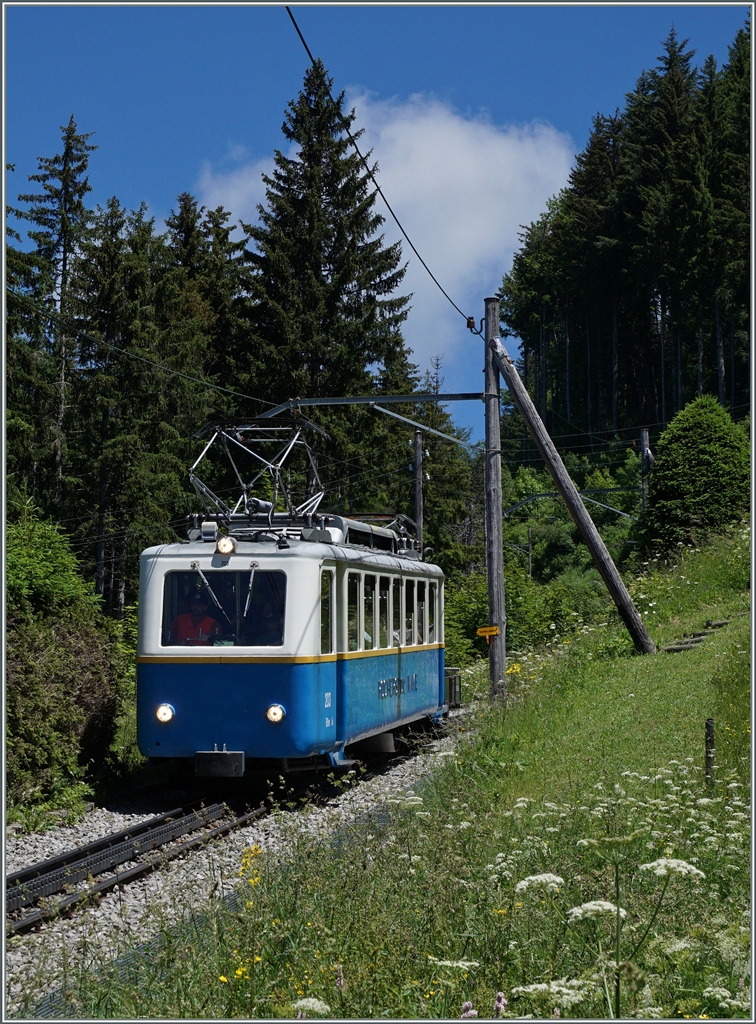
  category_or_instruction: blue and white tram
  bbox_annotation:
[136,515,445,775]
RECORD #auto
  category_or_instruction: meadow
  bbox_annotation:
[16,525,751,1019]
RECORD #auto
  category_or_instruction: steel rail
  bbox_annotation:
[8,805,269,936]
[7,803,229,914]
[6,806,186,894]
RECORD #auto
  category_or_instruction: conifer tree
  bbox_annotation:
[12,115,97,505]
[244,60,411,403]
[6,165,56,508]
[242,60,416,513]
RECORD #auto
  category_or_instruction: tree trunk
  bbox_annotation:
[586,320,593,452]
[53,338,67,508]
[54,236,71,507]
[715,293,725,405]
[536,299,540,415]
[95,407,110,600]
[659,292,666,428]
[697,302,703,397]
[612,290,618,433]
[730,307,735,415]
[565,312,571,424]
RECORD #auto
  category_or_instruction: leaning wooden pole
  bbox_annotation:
[491,335,656,655]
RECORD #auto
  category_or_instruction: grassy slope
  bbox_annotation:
[19,527,750,1020]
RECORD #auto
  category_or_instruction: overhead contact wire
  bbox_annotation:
[285,5,470,323]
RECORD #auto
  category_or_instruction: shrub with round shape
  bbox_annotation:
[641,396,749,552]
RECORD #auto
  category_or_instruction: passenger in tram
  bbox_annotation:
[167,593,222,645]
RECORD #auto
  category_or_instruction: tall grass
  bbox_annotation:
[11,527,750,1019]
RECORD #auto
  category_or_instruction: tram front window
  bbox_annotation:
[162,570,286,646]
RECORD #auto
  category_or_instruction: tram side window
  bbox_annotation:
[347,572,360,651]
[392,577,402,646]
[320,570,333,655]
[379,576,390,648]
[417,581,426,644]
[364,575,376,650]
[405,579,415,646]
[162,570,286,647]
[428,582,436,642]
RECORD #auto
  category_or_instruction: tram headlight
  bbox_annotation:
[266,704,286,724]
[156,703,175,723]
[216,534,236,556]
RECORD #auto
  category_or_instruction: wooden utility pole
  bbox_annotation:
[484,297,507,696]
[414,429,424,551]
[491,334,656,655]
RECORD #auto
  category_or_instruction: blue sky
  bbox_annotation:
[5,3,749,440]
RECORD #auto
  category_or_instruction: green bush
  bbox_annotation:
[5,503,128,805]
[444,563,612,666]
[6,500,100,615]
[641,396,749,552]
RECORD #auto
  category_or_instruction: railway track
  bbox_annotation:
[6,720,453,939]
[6,798,268,936]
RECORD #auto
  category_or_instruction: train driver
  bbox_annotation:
[167,592,222,646]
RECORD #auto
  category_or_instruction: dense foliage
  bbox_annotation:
[500,24,750,442]
[640,395,750,552]
[6,504,128,805]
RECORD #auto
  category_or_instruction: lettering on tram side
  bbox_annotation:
[377,673,418,699]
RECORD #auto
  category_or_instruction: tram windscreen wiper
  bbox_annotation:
[242,562,258,625]
[190,562,233,625]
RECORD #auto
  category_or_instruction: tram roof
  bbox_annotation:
[140,539,444,576]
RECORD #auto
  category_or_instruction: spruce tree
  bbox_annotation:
[242,60,416,514]
[6,165,56,508]
[12,115,97,505]
[244,60,411,401]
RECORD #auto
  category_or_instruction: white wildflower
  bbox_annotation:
[567,900,627,923]
[512,978,595,1009]
[292,998,331,1015]
[702,986,739,1011]
[638,858,705,879]
[427,955,480,969]
[515,873,564,893]
[660,937,692,955]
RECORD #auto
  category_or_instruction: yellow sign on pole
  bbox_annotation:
[476,625,500,638]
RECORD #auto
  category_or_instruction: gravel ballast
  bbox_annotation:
[4,728,461,1017]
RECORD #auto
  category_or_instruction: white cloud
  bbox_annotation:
[196,153,274,225]
[349,91,574,374]
[196,93,574,410]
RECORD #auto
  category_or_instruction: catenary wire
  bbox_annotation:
[285,5,470,323]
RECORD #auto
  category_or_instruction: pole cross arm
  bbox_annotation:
[491,337,655,655]
[370,404,474,449]
[259,393,483,419]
